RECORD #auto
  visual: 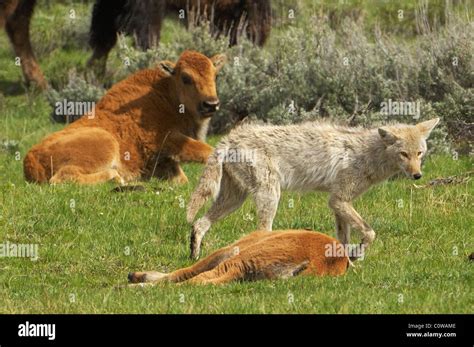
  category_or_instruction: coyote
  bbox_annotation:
[128,230,348,286]
[187,118,440,259]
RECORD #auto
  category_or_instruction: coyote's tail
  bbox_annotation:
[186,153,223,223]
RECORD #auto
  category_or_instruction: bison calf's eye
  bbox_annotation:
[182,74,193,85]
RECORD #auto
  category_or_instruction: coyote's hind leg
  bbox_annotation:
[253,183,281,231]
[190,173,247,259]
[251,166,281,231]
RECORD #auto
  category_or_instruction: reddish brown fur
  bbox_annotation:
[128,230,348,285]
[0,0,47,89]
[24,50,226,184]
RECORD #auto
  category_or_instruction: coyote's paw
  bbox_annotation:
[361,229,376,247]
[190,221,209,260]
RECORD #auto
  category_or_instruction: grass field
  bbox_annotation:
[0,2,473,314]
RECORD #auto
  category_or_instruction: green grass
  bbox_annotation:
[0,142,472,313]
[0,1,472,314]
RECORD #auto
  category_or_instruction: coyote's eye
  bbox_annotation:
[417,151,423,156]
[400,151,409,158]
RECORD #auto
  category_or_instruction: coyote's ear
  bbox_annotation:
[159,60,175,75]
[378,127,399,146]
[416,118,440,139]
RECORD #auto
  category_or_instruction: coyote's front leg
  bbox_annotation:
[329,195,376,256]
[335,214,351,245]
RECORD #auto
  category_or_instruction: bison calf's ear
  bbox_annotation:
[210,54,227,73]
[159,61,176,76]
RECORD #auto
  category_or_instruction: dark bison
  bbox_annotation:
[1,0,271,90]
[0,0,47,89]
[87,0,272,74]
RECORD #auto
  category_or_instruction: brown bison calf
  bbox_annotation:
[128,230,349,286]
[24,50,226,184]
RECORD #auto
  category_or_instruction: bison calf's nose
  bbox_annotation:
[201,100,220,113]
[413,173,422,180]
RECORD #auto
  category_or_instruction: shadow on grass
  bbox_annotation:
[0,79,26,96]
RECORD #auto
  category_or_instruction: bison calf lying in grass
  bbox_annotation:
[24,50,226,185]
[128,230,349,286]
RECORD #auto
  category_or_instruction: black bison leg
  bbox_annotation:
[87,0,127,78]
